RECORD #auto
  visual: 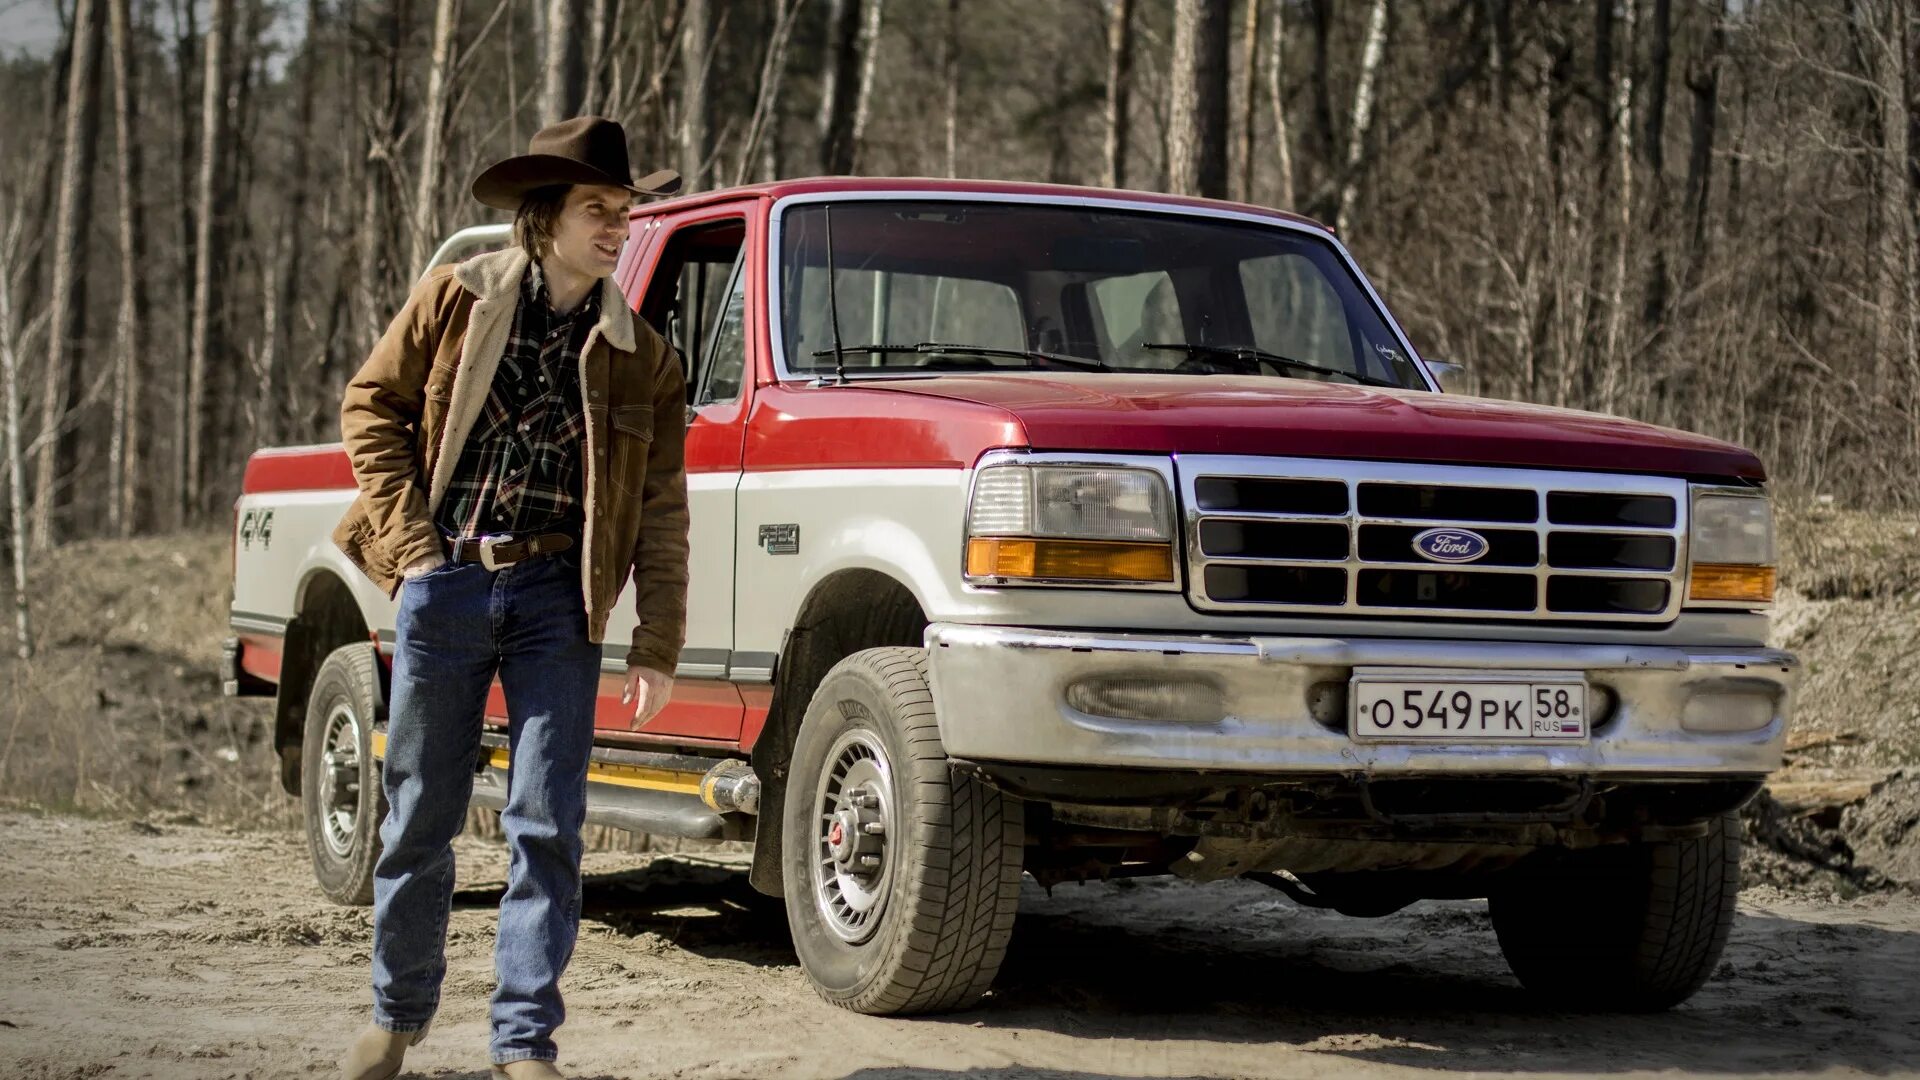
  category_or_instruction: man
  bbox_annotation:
[330,116,690,1080]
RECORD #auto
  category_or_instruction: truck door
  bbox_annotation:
[606,206,754,743]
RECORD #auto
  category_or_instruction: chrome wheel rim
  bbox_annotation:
[810,728,895,944]
[319,702,364,859]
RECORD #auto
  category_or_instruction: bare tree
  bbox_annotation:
[817,0,864,174]
[1166,0,1229,198]
[848,0,885,171]
[541,0,586,125]
[1265,0,1295,207]
[29,0,104,550]
[410,0,461,276]
[167,0,195,527]
[680,0,711,188]
[940,0,960,177]
[734,0,807,186]
[107,0,147,536]
[1333,0,1388,232]
[1236,0,1259,201]
[0,201,42,658]
[1102,0,1135,189]
[185,0,232,515]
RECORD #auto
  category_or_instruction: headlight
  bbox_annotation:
[965,462,1177,585]
[1687,490,1776,606]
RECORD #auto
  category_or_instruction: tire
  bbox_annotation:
[1489,813,1742,1011]
[301,643,388,906]
[780,647,1024,1015]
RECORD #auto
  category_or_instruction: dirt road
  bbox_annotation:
[2,811,1916,1080]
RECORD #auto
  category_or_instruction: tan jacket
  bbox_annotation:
[330,247,690,675]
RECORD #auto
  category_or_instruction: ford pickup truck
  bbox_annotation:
[226,178,1796,1016]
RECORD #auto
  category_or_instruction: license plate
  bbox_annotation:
[1350,675,1589,742]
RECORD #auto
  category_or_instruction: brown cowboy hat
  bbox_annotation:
[471,116,681,211]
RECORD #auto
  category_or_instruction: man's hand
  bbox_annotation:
[399,552,447,578]
[621,665,674,729]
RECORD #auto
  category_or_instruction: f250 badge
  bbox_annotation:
[1412,527,1487,563]
[239,507,274,550]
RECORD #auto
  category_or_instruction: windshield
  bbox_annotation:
[776,200,1426,389]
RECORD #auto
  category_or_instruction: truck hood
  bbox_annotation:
[865,374,1766,480]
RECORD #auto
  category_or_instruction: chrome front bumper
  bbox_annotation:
[924,623,1796,777]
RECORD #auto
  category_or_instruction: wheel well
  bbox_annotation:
[275,571,374,796]
[747,569,928,896]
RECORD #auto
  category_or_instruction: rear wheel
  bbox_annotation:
[301,643,387,906]
[1490,814,1741,1011]
[781,647,1024,1015]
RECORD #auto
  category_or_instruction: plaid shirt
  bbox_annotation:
[433,262,598,540]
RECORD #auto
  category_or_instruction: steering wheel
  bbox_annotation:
[1172,353,1282,377]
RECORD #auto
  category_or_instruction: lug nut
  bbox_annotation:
[857,854,881,869]
[862,821,885,836]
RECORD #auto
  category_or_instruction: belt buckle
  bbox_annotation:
[477,534,515,571]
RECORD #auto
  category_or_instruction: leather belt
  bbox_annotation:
[446,530,576,571]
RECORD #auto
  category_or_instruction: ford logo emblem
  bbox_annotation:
[1412,528,1490,563]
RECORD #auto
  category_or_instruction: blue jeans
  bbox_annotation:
[369,544,602,1066]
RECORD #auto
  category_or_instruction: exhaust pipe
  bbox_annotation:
[698,758,761,816]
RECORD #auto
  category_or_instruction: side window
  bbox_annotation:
[637,217,748,401]
[697,252,747,404]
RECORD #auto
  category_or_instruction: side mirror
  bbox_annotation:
[1424,359,1466,393]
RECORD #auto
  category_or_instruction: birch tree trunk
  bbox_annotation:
[1333,0,1389,233]
[185,0,232,517]
[940,0,960,177]
[107,0,147,537]
[679,0,711,188]
[1166,0,1229,199]
[1266,0,1295,207]
[30,0,104,551]
[410,0,460,277]
[0,209,39,658]
[1236,0,1259,202]
[848,0,884,172]
[1102,0,1135,190]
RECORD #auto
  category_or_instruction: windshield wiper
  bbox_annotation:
[1143,342,1402,389]
[810,342,1109,372]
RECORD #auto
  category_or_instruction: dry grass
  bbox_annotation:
[0,529,293,828]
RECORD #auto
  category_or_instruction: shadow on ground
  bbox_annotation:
[458,859,1918,1075]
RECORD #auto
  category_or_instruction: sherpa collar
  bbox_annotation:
[453,246,636,353]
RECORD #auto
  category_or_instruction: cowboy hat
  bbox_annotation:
[471,116,681,211]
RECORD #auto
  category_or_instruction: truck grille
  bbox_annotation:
[1180,456,1689,624]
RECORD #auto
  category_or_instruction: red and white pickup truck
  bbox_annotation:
[227,178,1796,1015]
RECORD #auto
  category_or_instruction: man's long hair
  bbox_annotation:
[513,185,570,262]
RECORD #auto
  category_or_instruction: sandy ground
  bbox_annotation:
[1,811,1917,1080]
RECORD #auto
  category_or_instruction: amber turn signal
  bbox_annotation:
[1688,563,1776,604]
[966,537,1175,583]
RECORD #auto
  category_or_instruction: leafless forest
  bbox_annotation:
[0,0,1914,570]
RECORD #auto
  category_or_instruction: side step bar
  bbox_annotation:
[368,729,760,842]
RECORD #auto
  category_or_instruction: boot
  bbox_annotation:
[338,1021,429,1080]
[491,1060,565,1079]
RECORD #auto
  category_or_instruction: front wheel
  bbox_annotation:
[1490,813,1742,1011]
[301,643,387,906]
[781,647,1024,1015]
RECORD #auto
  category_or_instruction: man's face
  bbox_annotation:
[547,183,635,280]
